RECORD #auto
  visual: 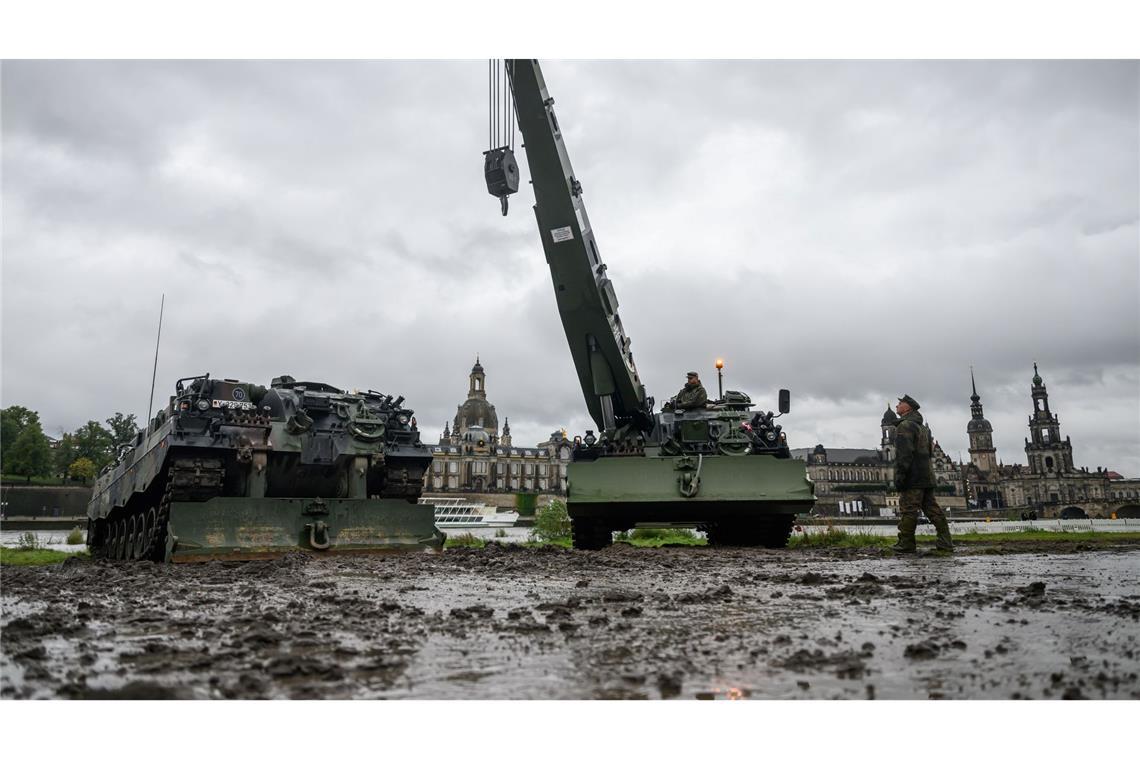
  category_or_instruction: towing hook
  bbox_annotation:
[677,453,704,498]
[305,520,331,550]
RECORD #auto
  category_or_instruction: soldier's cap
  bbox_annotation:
[897,394,920,410]
[686,371,699,378]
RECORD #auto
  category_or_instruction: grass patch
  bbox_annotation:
[444,532,486,549]
[521,537,573,549]
[789,528,891,549]
[66,526,85,545]
[0,547,84,566]
[616,528,707,547]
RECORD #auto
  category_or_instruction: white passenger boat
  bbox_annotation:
[419,497,520,528]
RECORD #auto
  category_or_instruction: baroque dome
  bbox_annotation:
[455,398,498,434]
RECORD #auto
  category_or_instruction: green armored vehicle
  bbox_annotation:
[484,60,815,548]
[86,373,442,561]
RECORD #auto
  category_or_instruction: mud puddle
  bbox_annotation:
[2,545,1138,699]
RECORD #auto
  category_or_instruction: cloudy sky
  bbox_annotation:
[2,60,1137,474]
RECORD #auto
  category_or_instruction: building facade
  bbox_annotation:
[792,404,960,517]
[962,364,1140,516]
[424,358,571,495]
[794,363,1139,519]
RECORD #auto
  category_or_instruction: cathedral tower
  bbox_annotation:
[1024,363,1073,475]
[967,367,998,472]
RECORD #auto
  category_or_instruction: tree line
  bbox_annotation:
[1,405,139,484]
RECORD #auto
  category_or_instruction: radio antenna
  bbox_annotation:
[146,294,165,432]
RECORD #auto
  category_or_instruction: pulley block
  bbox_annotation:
[484,146,519,215]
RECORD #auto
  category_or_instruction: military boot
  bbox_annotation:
[890,514,918,554]
[932,515,954,552]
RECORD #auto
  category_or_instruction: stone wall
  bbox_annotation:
[0,485,92,516]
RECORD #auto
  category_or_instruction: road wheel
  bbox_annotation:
[125,515,138,560]
[110,520,122,560]
[134,514,149,559]
[105,521,117,560]
[118,519,130,560]
[141,507,158,561]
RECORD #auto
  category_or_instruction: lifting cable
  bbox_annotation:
[488,59,516,151]
[484,59,519,215]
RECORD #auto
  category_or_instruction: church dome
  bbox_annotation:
[455,398,498,434]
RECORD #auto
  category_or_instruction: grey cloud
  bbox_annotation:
[3,60,1137,475]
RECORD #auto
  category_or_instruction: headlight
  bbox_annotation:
[196,399,211,411]
[396,413,409,426]
[766,431,776,441]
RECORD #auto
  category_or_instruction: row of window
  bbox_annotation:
[431,460,559,477]
[813,467,889,483]
[428,476,557,491]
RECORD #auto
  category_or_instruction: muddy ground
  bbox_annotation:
[2,542,1139,699]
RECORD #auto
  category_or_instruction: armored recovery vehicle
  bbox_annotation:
[86,373,442,561]
[484,60,815,548]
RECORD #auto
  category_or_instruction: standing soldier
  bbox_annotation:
[671,371,708,411]
[891,394,953,553]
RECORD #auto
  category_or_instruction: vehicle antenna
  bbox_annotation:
[146,293,165,431]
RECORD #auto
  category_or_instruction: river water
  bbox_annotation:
[3,518,1136,551]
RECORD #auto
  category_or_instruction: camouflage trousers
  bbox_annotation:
[898,488,946,522]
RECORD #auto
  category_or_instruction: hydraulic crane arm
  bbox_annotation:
[500,59,652,435]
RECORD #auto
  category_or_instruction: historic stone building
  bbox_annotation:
[961,364,1140,517]
[423,358,571,495]
[793,403,962,524]
[789,362,1140,519]
[792,405,961,517]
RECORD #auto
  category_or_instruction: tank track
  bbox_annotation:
[94,457,224,562]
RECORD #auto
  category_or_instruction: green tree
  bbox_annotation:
[2,405,40,467]
[105,412,140,449]
[6,420,54,481]
[532,499,572,542]
[72,420,114,471]
[54,432,79,477]
[68,456,97,484]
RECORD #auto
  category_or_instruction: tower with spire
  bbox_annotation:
[1024,362,1073,475]
[967,367,998,472]
[879,403,897,462]
[452,355,499,437]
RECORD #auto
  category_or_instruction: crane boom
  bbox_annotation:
[502,60,652,435]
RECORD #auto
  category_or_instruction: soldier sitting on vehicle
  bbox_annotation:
[664,371,708,412]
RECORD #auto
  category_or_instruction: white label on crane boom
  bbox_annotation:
[551,226,574,243]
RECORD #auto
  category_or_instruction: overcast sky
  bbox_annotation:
[2,60,1137,475]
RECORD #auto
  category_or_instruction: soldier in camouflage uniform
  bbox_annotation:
[671,371,708,411]
[891,394,953,553]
